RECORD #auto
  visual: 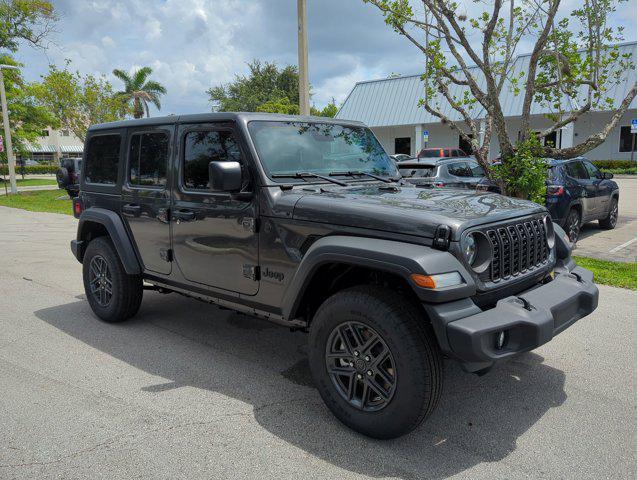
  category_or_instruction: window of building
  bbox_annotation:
[183,130,242,190]
[40,130,49,137]
[458,134,473,154]
[128,132,169,187]
[565,161,589,180]
[619,126,637,152]
[84,134,121,184]
[544,130,559,148]
[394,137,411,155]
[61,129,70,137]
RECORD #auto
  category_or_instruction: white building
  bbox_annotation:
[20,127,83,164]
[336,42,637,161]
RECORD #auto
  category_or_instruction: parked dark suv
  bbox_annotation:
[70,113,598,439]
[477,157,619,242]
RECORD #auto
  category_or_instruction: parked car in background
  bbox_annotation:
[398,157,486,189]
[417,147,467,159]
[56,157,82,198]
[476,157,619,243]
[390,153,412,162]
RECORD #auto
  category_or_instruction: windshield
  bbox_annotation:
[248,121,397,179]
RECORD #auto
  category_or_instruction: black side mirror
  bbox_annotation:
[209,161,242,192]
[603,172,614,180]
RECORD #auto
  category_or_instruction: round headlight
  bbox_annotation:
[462,233,477,265]
[543,215,555,249]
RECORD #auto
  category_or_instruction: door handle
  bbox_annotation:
[173,209,196,222]
[122,203,141,217]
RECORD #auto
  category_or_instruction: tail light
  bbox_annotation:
[547,185,565,196]
[433,181,445,187]
[72,197,82,218]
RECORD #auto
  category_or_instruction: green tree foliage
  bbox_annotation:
[208,60,300,112]
[112,67,166,119]
[32,62,129,143]
[208,60,338,117]
[0,55,56,161]
[0,0,56,52]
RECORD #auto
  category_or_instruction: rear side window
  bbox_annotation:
[468,162,485,177]
[183,130,242,190]
[447,162,472,177]
[399,165,436,177]
[128,132,169,187]
[84,134,121,184]
[566,161,589,180]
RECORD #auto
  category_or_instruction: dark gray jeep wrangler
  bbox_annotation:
[71,113,598,439]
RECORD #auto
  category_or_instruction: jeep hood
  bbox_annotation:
[290,184,545,240]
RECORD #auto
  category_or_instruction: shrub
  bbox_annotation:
[0,164,58,175]
[591,160,636,170]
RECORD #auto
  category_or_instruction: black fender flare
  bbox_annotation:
[282,235,475,320]
[75,208,141,275]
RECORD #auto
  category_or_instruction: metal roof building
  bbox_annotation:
[336,42,637,161]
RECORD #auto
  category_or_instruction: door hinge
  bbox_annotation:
[242,217,258,233]
[242,264,260,281]
[160,248,173,262]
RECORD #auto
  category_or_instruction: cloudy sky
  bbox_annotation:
[14,0,637,116]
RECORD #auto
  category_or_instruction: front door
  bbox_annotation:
[121,127,172,275]
[566,161,597,220]
[171,123,259,295]
[583,160,610,216]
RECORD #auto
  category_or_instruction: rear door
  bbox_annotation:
[565,161,597,219]
[171,122,259,295]
[120,127,172,275]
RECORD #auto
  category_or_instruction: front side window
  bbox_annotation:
[566,161,589,180]
[583,160,601,179]
[248,121,397,179]
[84,134,121,184]
[129,132,169,187]
[183,130,242,190]
[468,162,486,177]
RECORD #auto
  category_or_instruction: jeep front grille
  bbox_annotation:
[483,217,549,282]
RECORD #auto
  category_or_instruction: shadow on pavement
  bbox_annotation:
[35,293,567,479]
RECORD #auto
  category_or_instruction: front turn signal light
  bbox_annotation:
[411,272,464,289]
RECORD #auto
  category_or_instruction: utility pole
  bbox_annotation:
[0,65,19,195]
[297,0,310,116]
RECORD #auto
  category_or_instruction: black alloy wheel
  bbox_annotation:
[566,209,580,243]
[325,321,397,412]
[88,254,113,307]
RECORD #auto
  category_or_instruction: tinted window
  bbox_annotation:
[468,162,486,177]
[129,132,169,187]
[419,149,441,158]
[583,160,601,179]
[447,162,472,177]
[399,165,436,178]
[84,135,121,184]
[183,130,242,190]
[566,161,589,180]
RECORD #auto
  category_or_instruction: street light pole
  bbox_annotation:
[297,0,310,116]
[0,65,19,195]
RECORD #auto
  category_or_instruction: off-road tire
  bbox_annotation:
[83,236,143,323]
[599,197,618,230]
[308,285,443,439]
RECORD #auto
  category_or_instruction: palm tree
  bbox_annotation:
[112,67,166,119]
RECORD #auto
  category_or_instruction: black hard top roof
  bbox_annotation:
[88,112,367,132]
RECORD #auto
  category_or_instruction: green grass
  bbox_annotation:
[0,189,72,215]
[0,178,58,186]
[574,256,637,291]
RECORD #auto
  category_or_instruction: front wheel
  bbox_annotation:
[83,236,143,323]
[308,286,443,439]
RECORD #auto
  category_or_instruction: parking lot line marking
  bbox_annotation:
[609,237,637,253]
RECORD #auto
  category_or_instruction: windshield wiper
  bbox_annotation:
[271,172,348,187]
[329,170,396,184]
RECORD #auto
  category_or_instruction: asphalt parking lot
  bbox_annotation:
[0,206,635,480]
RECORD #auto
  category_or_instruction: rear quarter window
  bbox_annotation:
[84,134,121,185]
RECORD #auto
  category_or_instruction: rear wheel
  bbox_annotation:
[83,237,143,322]
[599,197,618,229]
[308,286,443,439]
[565,208,580,243]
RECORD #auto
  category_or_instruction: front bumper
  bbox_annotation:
[429,265,598,371]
